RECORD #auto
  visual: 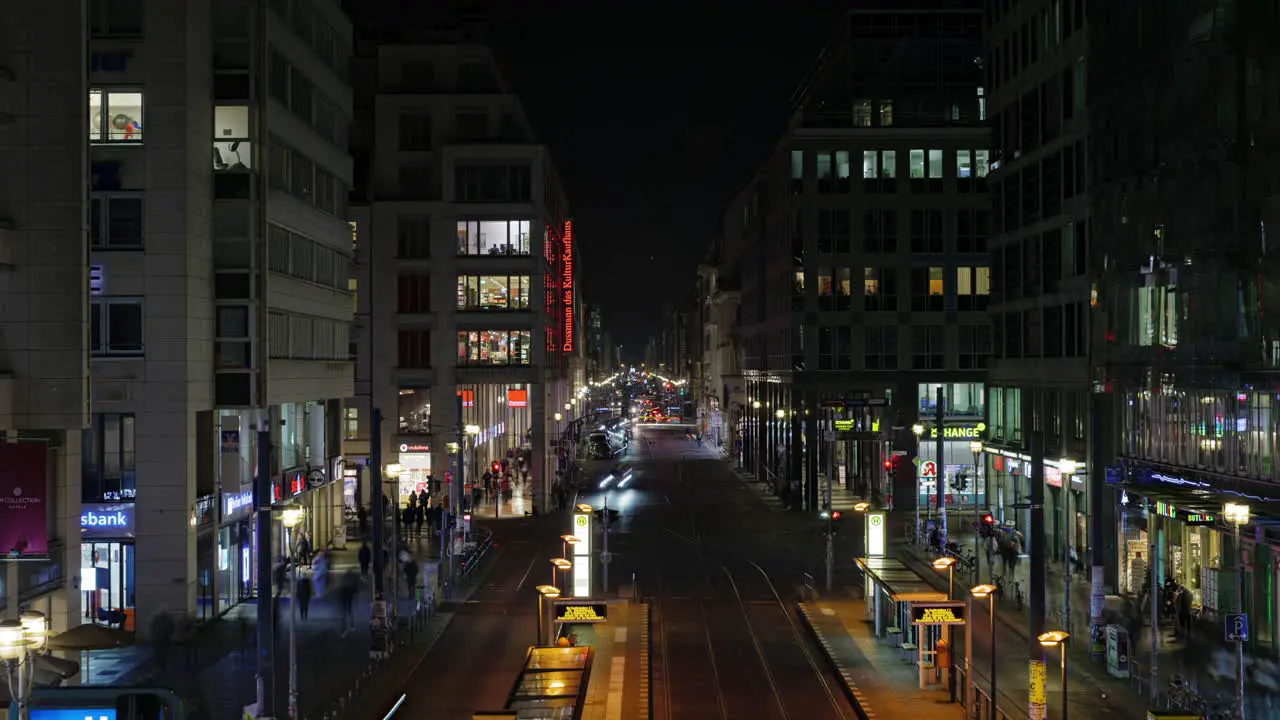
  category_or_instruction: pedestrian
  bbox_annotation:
[401,504,415,540]
[296,533,312,568]
[415,505,425,539]
[296,575,313,619]
[403,558,419,600]
[358,541,371,578]
[339,569,359,636]
[357,504,369,538]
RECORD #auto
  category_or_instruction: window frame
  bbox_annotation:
[90,192,145,250]
[456,329,534,367]
[456,275,532,311]
[90,297,145,357]
[89,0,144,37]
[89,87,145,145]
[455,219,532,256]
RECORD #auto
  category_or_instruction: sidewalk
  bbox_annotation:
[572,601,651,720]
[469,483,535,519]
[94,543,449,719]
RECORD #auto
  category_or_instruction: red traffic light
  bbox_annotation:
[883,459,893,470]
[831,511,842,520]
[982,513,995,525]
[491,462,502,474]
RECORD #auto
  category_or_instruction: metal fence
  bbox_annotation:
[955,665,1031,720]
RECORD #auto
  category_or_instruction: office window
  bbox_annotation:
[816,267,833,296]
[956,210,990,254]
[977,86,986,121]
[835,268,852,311]
[397,388,432,434]
[397,275,431,314]
[957,150,973,178]
[81,413,137,503]
[454,164,532,202]
[456,219,531,256]
[216,306,250,338]
[909,150,925,178]
[958,324,993,369]
[397,329,431,369]
[909,210,943,253]
[854,100,872,127]
[817,209,850,253]
[90,0,143,36]
[911,267,945,311]
[956,267,992,311]
[863,151,878,179]
[882,151,897,178]
[835,152,851,182]
[89,89,144,143]
[879,100,894,127]
[397,216,432,258]
[975,150,991,178]
[399,112,432,151]
[90,298,144,356]
[864,326,899,370]
[928,149,944,179]
[343,407,360,440]
[864,268,897,311]
[457,275,531,310]
[912,326,944,369]
[90,195,144,249]
[863,209,897,254]
[790,150,804,180]
[457,330,533,366]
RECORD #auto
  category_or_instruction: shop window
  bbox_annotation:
[456,219,531,256]
[456,330,533,366]
[90,194,144,250]
[90,298,144,356]
[82,542,135,627]
[397,388,432,434]
[457,275,532,311]
[89,89,144,144]
[82,412,137,502]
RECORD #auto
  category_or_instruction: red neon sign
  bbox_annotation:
[562,220,574,353]
[544,222,558,353]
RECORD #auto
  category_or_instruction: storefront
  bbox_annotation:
[984,451,1086,558]
[394,441,433,504]
[915,421,989,513]
[80,503,136,630]
[277,465,342,553]
[218,487,256,613]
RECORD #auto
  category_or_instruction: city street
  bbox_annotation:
[576,426,856,720]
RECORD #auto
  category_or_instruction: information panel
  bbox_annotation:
[555,602,608,623]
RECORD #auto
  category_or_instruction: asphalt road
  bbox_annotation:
[578,425,857,720]
[368,511,566,719]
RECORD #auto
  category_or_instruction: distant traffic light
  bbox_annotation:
[491,461,502,474]
[982,513,995,525]
[831,510,842,520]
[883,459,893,470]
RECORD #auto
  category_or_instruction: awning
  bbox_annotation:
[855,556,948,602]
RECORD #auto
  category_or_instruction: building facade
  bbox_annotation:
[79,0,356,637]
[735,1,992,515]
[344,24,576,515]
[0,1,90,634]
[982,0,1094,563]
[1092,0,1280,660]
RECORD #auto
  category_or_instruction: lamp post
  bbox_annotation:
[854,502,871,556]
[912,423,925,544]
[551,557,573,587]
[561,534,580,560]
[934,556,957,600]
[970,441,984,581]
[281,503,306,720]
[1224,501,1250,720]
[752,400,762,482]
[1058,459,1078,637]
[971,584,998,720]
[536,585,560,646]
[0,611,51,720]
[1037,631,1070,720]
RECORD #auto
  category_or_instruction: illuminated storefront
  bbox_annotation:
[81,503,136,630]
[395,441,433,500]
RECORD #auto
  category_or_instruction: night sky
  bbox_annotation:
[485,1,849,355]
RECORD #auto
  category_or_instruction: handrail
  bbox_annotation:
[460,527,496,578]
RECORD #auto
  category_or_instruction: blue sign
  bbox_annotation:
[1105,466,1122,485]
[80,503,135,538]
[1227,613,1249,642]
[220,430,240,452]
[31,709,118,720]
[222,489,254,519]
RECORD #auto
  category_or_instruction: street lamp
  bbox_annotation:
[0,610,51,720]
[561,534,580,559]
[933,556,957,600]
[1058,458,1078,635]
[775,408,786,419]
[971,584,998,720]
[554,412,563,422]
[1038,630,1070,720]
[564,402,571,411]
[1224,501,1250,720]
[969,441,984,580]
[752,400,761,409]
[536,584,561,646]
[550,557,573,586]
[281,503,306,720]
[912,424,926,544]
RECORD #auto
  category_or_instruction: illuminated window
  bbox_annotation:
[881,151,897,178]
[343,407,360,439]
[957,150,973,178]
[928,149,943,179]
[456,220,531,256]
[864,268,880,296]
[793,270,805,293]
[89,89,144,143]
[397,388,432,434]
[456,275,531,310]
[816,268,833,296]
[816,152,832,179]
[879,100,894,127]
[909,149,925,179]
[853,100,872,127]
[863,268,897,311]
[457,330,533,366]
[975,150,991,178]
[863,151,878,179]
[790,150,803,180]
[911,267,945,311]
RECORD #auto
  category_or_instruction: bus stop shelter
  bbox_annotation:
[855,556,949,667]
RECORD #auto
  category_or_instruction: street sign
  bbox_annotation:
[1226,613,1249,642]
[918,460,938,479]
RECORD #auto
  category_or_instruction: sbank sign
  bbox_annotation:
[929,423,986,440]
[80,503,135,538]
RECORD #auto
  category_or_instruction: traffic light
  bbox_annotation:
[883,459,893,470]
[831,510,842,520]
[978,512,996,538]
[491,461,502,474]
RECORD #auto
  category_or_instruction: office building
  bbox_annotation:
[982,0,1092,564]
[0,3,90,634]
[343,19,577,515]
[1092,1,1280,657]
[81,0,355,637]
[733,0,992,513]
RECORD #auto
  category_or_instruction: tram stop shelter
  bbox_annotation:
[855,556,952,683]
[498,645,594,719]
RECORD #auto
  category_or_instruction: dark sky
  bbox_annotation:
[485,1,848,357]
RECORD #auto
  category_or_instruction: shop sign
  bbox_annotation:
[911,602,967,625]
[833,419,856,431]
[223,489,254,518]
[918,460,938,479]
[306,468,327,489]
[1185,513,1217,526]
[928,423,986,440]
[1156,501,1178,519]
[399,442,430,453]
[457,389,475,408]
[1044,466,1063,488]
[0,442,50,555]
[508,389,528,408]
[81,503,135,538]
[561,220,575,353]
[555,602,608,623]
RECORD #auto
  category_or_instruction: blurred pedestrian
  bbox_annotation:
[415,505,425,539]
[403,558,419,600]
[358,541,371,578]
[296,575,313,619]
[339,569,359,636]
